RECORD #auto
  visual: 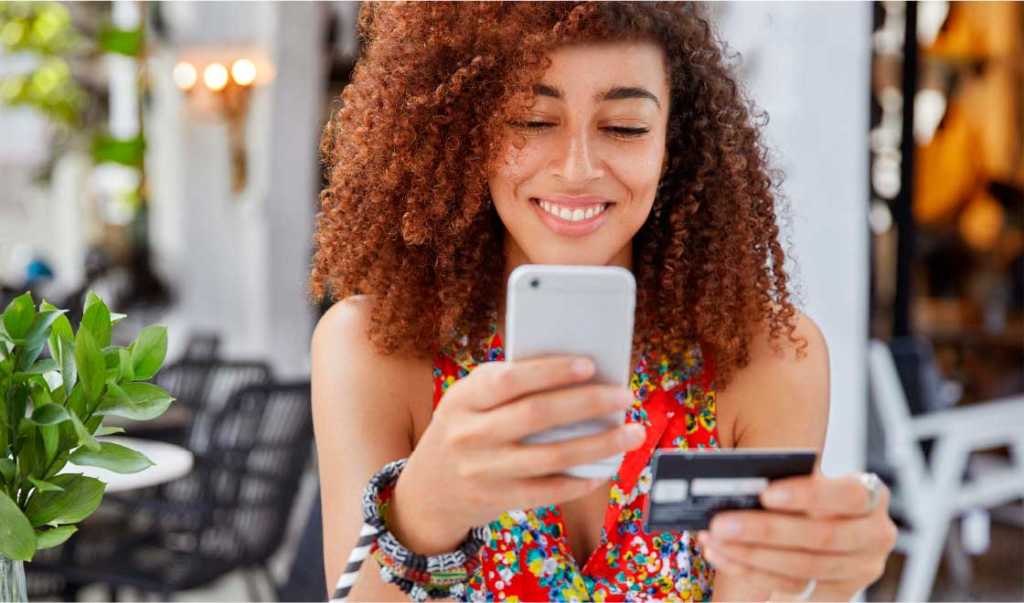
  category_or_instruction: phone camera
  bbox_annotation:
[530,278,540,288]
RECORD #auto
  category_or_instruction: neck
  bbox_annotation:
[494,235,634,342]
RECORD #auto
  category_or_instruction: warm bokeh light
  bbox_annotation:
[958,191,1005,252]
[231,58,256,86]
[173,61,197,91]
[203,62,228,91]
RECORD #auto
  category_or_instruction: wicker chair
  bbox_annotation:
[59,380,314,601]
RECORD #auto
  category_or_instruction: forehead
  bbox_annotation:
[537,40,669,98]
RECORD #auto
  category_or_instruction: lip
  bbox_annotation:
[529,196,611,237]
[535,194,611,207]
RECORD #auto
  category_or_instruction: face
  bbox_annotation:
[488,39,671,269]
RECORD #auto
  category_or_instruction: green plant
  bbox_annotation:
[0,291,173,562]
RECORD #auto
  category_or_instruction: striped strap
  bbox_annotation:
[330,522,380,601]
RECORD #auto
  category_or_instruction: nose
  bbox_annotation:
[552,128,604,184]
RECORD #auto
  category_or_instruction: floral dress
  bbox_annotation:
[432,326,721,602]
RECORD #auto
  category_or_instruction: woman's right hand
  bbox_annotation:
[390,355,645,551]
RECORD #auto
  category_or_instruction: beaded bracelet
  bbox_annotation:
[330,457,488,602]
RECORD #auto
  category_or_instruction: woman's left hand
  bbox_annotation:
[697,472,899,602]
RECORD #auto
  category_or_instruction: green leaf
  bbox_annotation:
[75,327,105,405]
[28,476,64,493]
[98,26,143,56]
[17,309,65,371]
[40,423,59,463]
[68,412,99,452]
[81,298,112,349]
[0,490,36,561]
[35,525,76,550]
[130,325,167,381]
[3,292,36,339]
[8,385,29,444]
[0,412,7,461]
[0,458,15,483]
[17,427,41,479]
[46,311,73,364]
[23,309,65,349]
[29,380,54,407]
[91,132,145,168]
[66,384,86,418]
[43,452,69,481]
[95,425,125,436]
[24,358,57,374]
[84,291,102,311]
[110,312,127,324]
[118,348,133,382]
[56,334,77,396]
[96,382,174,421]
[31,403,69,425]
[24,473,105,527]
[70,441,153,474]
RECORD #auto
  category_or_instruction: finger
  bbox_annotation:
[707,510,894,554]
[484,383,633,443]
[490,422,646,479]
[506,474,607,510]
[698,532,874,582]
[466,356,596,411]
[701,543,813,597]
[760,473,891,518]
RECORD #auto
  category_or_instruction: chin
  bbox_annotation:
[517,242,621,267]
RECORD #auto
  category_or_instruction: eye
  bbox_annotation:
[605,126,649,138]
[510,120,554,130]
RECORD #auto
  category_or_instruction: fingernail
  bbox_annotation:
[572,358,594,377]
[712,518,740,537]
[703,544,721,566]
[624,424,645,444]
[763,487,791,506]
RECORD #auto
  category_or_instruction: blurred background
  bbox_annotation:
[0,1,1020,601]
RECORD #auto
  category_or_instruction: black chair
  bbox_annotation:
[58,381,314,600]
[181,332,221,363]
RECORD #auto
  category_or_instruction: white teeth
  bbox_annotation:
[535,198,608,222]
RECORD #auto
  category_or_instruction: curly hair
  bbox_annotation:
[311,1,806,391]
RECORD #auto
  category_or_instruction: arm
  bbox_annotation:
[710,310,831,602]
[312,296,434,601]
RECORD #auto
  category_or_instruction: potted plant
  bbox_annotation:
[0,291,174,602]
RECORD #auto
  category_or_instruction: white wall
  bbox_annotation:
[713,2,872,478]
[147,3,327,377]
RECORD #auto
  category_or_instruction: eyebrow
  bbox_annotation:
[533,83,662,110]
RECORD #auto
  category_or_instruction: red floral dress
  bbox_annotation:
[432,326,721,602]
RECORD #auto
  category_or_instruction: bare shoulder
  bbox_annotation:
[717,309,830,457]
[311,295,432,446]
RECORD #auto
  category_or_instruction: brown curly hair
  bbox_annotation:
[310,1,806,391]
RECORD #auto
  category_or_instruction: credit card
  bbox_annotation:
[643,448,817,532]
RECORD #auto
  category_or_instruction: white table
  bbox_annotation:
[62,436,194,493]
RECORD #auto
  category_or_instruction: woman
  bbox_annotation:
[310,2,897,601]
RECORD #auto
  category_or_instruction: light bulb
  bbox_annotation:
[231,58,256,86]
[173,61,197,91]
[204,63,229,91]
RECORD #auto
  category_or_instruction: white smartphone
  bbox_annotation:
[505,264,636,480]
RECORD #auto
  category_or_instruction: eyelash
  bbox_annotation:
[511,121,650,138]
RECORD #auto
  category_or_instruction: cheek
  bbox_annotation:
[489,143,545,210]
[611,147,663,222]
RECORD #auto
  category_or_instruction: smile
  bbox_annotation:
[529,197,613,237]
